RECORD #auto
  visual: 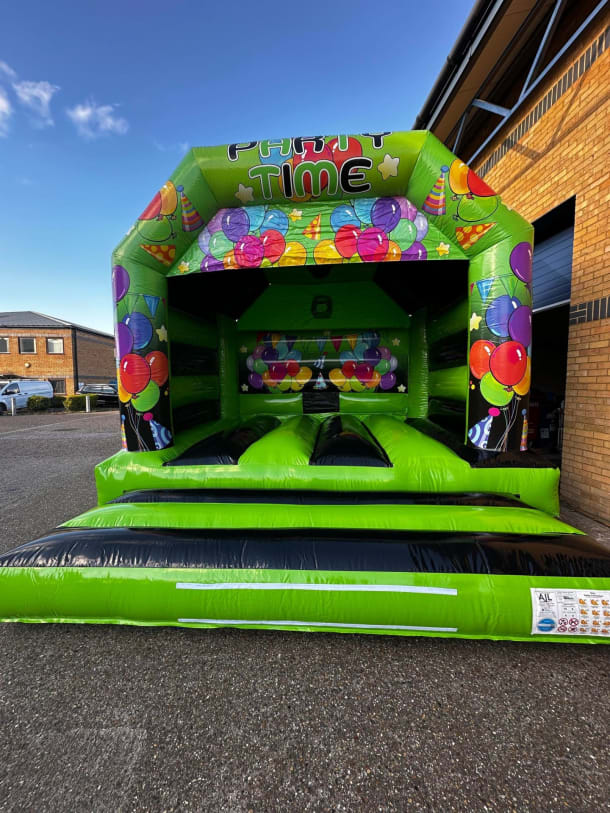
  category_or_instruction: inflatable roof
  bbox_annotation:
[1,131,608,642]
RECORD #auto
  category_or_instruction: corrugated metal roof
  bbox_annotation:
[532,227,574,312]
[0,311,113,338]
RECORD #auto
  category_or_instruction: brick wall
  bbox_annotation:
[75,330,116,384]
[475,22,610,522]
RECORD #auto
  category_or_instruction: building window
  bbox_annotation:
[18,337,36,354]
[49,378,66,394]
[0,337,8,353]
[46,337,64,354]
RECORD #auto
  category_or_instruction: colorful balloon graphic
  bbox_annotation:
[116,322,133,358]
[335,225,360,258]
[490,341,527,387]
[354,198,376,224]
[510,241,533,283]
[120,353,151,395]
[278,241,307,266]
[112,265,130,303]
[261,229,286,263]
[261,209,289,235]
[292,142,333,192]
[131,380,160,413]
[327,136,363,171]
[222,208,250,242]
[485,295,520,338]
[508,305,532,347]
[330,204,360,233]
[358,227,388,263]
[201,254,224,272]
[469,339,496,379]
[209,230,233,260]
[235,235,264,268]
[314,239,343,265]
[398,198,417,221]
[145,351,169,387]
[371,198,401,233]
[480,371,513,407]
[123,312,153,350]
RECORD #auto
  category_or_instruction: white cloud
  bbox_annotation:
[0,87,12,136]
[0,60,17,79]
[13,79,60,127]
[153,140,189,154]
[66,99,128,139]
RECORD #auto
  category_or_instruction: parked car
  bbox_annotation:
[76,383,119,408]
[0,379,53,413]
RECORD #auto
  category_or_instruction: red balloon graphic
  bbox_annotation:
[467,169,496,198]
[327,136,363,171]
[120,353,151,395]
[490,341,527,387]
[286,360,300,377]
[139,192,161,221]
[145,351,169,386]
[292,142,334,192]
[469,340,496,379]
[355,362,374,384]
[335,224,360,258]
[342,360,356,378]
[261,229,286,264]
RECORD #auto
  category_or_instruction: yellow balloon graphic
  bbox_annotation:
[314,239,343,265]
[449,160,469,196]
[278,241,307,267]
[366,370,381,389]
[117,377,131,403]
[350,376,366,392]
[296,366,312,385]
[262,370,272,387]
[291,379,305,391]
[513,357,531,397]
[278,376,291,392]
[329,368,346,389]
[159,181,178,216]
[223,249,238,270]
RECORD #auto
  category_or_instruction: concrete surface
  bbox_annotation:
[0,411,608,812]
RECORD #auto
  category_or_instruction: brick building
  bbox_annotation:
[414,0,609,522]
[0,312,115,396]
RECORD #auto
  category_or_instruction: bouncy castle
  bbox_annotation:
[1,131,608,641]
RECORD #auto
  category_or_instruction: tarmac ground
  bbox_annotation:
[0,411,608,812]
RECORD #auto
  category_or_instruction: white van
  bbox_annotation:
[0,379,54,413]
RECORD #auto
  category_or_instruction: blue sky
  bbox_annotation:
[1,0,473,334]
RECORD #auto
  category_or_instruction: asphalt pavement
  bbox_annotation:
[0,411,608,812]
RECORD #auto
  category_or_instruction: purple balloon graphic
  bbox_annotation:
[371,198,401,233]
[201,254,224,272]
[398,198,417,221]
[198,227,211,256]
[252,345,265,360]
[379,346,392,360]
[222,208,250,243]
[485,295,521,338]
[510,242,532,283]
[380,372,397,390]
[116,322,133,358]
[402,242,427,261]
[248,372,264,390]
[207,210,224,234]
[246,355,255,372]
[261,347,279,363]
[414,212,428,241]
[123,311,153,350]
[508,305,532,347]
[112,265,130,302]
[364,347,381,364]
[389,355,398,372]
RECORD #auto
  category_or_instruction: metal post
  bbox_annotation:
[10,397,16,416]
[85,395,91,413]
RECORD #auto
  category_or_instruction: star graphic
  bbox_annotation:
[377,154,399,180]
[436,242,450,257]
[392,337,400,346]
[156,325,168,342]
[235,183,254,204]
[470,312,482,331]
[289,208,302,222]
[177,261,190,274]
[241,383,249,392]
[397,384,406,393]
[239,345,248,353]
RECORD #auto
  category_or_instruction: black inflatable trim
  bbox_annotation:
[166,416,280,466]
[1,527,608,577]
[310,415,392,467]
[111,489,524,508]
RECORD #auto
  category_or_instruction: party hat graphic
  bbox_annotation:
[314,372,327,390]
[303,214,321,241]
[520,410,529,451]
[468,414,493,449]
[455,222,495,249]
[140,244,176,267]
[176,185,203,232]
[476,277,494,301]
[150,420,172,450]
[422,165,448,216]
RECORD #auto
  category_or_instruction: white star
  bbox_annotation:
[239,345,248,353]
[392,337,400,346]
[241,383,249,392]
[156,325,168,342]
[397,384,406,393]
[378,154,399,180]
[235,183,254,204]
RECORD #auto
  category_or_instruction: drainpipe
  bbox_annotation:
[71,327,79,394]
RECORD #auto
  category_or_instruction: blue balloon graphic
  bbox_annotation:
[485,295,521,338]
[339,350,355,364]
[354,198,376,224]
[258,145,293,165]
[122,312,153,350]
[330,204,360,233]
[261,209,289,235]
[246,205,266,232]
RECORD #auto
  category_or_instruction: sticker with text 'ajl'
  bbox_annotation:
[531,588,610,636]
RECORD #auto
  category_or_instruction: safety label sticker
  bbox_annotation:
[531,588,610,636]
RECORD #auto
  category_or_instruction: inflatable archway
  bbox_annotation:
[1,131,608,642]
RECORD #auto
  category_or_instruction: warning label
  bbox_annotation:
[531,589,610,636]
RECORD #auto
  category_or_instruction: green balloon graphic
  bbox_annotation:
[253,359,267,374]
[131,380,160,412]
[390,219,417,248]
[480,372,513,407]
[377,358,391,375]
[209,231,233,260]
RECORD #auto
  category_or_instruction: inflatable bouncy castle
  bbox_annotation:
[1,131,608,642]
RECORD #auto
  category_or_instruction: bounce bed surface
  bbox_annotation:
[95,415,560,514]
